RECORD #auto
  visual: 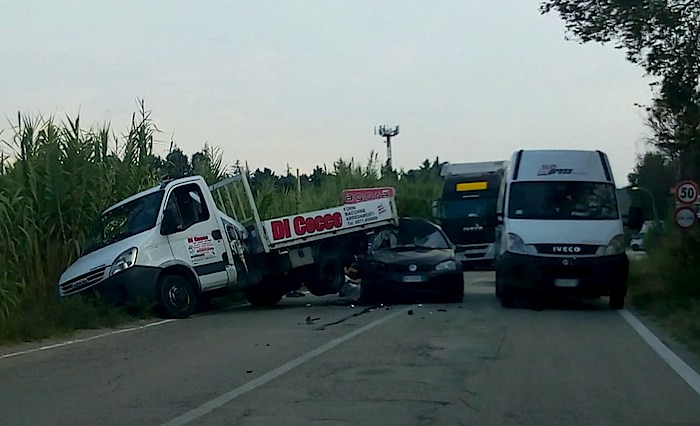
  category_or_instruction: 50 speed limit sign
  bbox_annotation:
[675,180,699,205]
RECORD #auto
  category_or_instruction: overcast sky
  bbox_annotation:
[0,0,655,185]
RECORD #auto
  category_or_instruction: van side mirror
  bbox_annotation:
[161,208,183,235]
[496,213,504,225]
[431,200,440,218]
[626,206,644,231]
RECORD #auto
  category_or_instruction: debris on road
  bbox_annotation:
[408,310,414,316]
[438,309,447,313]
[305,316,321,324]
[305,303,312,307]
[246,370,253,374]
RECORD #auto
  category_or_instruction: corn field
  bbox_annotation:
[0,103,442,340]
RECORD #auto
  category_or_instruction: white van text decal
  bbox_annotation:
[537,164,574,176]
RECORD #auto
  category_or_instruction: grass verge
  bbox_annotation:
[627,229,700,355]
[0,296,143,345]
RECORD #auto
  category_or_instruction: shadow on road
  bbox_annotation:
[502,288,610,312]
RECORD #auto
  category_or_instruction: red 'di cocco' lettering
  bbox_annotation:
[292,212,344,236]
[270,219,291,241]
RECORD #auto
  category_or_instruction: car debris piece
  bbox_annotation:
[438,308,447,312]
[408,309,414,315]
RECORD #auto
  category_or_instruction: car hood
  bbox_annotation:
[369,248,455,266]
[59,231,154,284]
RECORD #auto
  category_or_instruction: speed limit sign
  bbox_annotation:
[676,180,699,205]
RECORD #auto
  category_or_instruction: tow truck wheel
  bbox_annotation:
[158,274,197,319]
[305,254,345,296]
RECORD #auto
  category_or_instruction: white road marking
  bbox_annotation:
[620,310,700,397]
[0,301,253,360]
[161,305,413,426]
[0,319,177,360]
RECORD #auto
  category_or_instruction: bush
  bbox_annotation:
[628,226,700,353]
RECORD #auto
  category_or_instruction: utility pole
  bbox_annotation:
[375,124,400,170]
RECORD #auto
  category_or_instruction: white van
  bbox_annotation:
[494,149,643,309]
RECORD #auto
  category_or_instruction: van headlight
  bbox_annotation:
[506,233,527,254]
[604,235,626,255]
[435,260,457,272]
[109,247,138,276]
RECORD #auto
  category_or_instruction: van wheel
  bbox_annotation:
[495,270,502,299]
[609,292,625,310]
[158,274,197,319]
[244,285,283,307]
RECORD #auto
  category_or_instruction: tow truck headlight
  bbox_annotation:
[506,233,527,254]
[604,235,626,255]
[435,260,457,272]
[109,247,138,276]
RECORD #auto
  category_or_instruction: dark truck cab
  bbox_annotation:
[433,161,506,269]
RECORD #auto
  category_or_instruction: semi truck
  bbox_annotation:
[57,166,398,318]
[432,161,507,269]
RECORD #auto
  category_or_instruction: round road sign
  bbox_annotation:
[675,180,699,205]
[675,206,697,229]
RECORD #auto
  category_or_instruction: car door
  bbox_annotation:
[162,182,231,291]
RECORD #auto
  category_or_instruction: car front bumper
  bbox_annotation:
[63,266,161,306]
[363,269,464,302]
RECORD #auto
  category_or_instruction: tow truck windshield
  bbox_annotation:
[83,190,165,254]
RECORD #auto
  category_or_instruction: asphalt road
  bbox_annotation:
[1,272,700,426]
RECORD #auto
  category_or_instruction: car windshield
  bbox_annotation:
[508,181,618,220]
[84,190,164,254]
[371,218,450,251]
[441,198,496,219]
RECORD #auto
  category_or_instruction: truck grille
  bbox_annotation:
[534,244,599,255]
[60,267,108,295]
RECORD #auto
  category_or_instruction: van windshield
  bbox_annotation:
[508,182,618,220]
[84,190,165,254]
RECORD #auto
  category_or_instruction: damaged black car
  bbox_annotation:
[359,217,465,304]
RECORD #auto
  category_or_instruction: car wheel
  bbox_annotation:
[498,281,515,308]
[359,280,382,305]
[244,285,283,307]
[631,245,639,252]
[158,274,197,319]
[449,281,464,303]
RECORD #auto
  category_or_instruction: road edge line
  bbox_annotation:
[161,305,413,426]
[620,309,700,397]
[0,319,177,360]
